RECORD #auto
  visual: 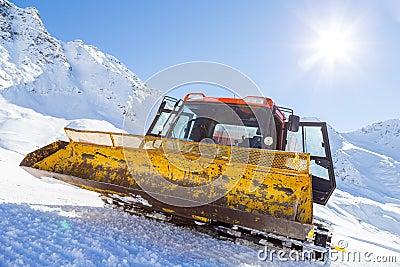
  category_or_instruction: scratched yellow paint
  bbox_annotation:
[32,138,313,225]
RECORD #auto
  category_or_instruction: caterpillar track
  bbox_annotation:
[100,193,333,262]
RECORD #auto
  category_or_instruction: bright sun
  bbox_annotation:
[314,25,353,63]
[302,19,358,75]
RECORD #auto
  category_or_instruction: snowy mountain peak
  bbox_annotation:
[0,0,69,89]
[342,119,400,162]
[330,118,400,204]
[0,0,158,130]
[66,40,146,91]
[354,119,400,137]
[0,0,49,45]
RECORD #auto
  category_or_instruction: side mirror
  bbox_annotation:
[288,115,300,132]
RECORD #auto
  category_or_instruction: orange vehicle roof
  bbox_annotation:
[183,93,275,108]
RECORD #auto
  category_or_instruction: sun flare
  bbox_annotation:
[314,24,354,63]
[302,18,358,75]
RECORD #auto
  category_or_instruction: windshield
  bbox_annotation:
[167,101,277,149]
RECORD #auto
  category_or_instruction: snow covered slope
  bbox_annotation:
[343,119,400,163]
[329,119,400,206]
[311,120,400,265]
[0,0,158,131]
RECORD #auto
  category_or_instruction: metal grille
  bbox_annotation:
[65,128,309,174]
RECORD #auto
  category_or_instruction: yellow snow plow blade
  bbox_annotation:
[20,128,313,240]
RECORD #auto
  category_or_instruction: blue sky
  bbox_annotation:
[12,0,400,132]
